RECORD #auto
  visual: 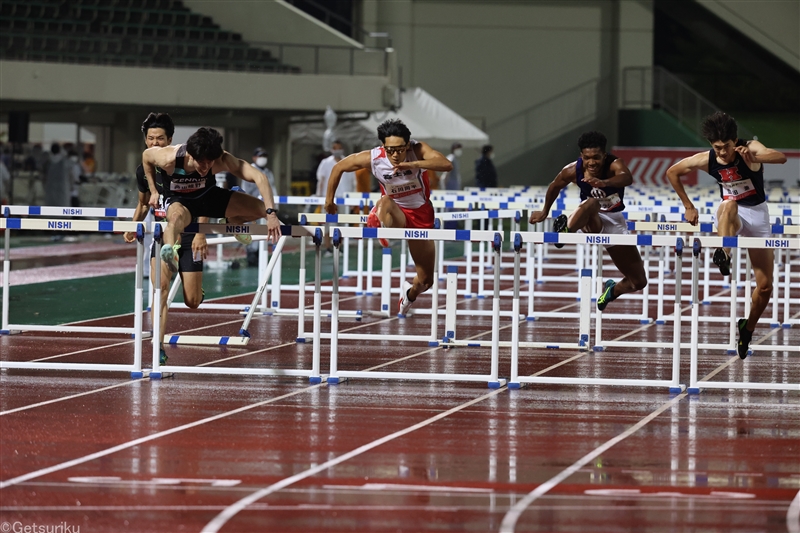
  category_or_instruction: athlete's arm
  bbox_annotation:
[142,146,176,209]
[325,150,371,215]
[529,164,576,224]
[192,216,209,260]
[583,159,633,189]
[666,151,708,225]
[400,142,452,172]
[741,140,787,165]
[123,190,150,243]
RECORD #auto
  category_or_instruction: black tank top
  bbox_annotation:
[575,153,625,213]
[161,144,216,198]
[707,140,765,206]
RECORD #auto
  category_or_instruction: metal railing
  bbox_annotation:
[0,30,393,77]
[487,78,609,164]
[623,66,754,140]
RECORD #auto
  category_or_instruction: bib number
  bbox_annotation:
[721,178,756,201]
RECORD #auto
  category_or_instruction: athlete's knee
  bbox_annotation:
[184,291,203,309]
[632,272,648,291]
[756,279,773,298]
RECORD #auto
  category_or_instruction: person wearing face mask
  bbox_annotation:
[441,142,463,191]
[474,144,498,189]
[316,140,355,255]
[246,147,276,198]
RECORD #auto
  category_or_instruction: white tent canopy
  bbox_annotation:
[290,87,489,152]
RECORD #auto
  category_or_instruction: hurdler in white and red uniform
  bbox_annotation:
[323,119,453,317]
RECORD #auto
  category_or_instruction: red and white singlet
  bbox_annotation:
[370,140,431,210]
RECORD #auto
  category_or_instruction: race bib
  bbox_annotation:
[721,178,756,201]
[170,180,205,192]
[386,181,422,197]
[597,192,622,212]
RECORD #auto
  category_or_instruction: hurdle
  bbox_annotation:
[325,227,506,387]
[148,222,324,382]
[1,211,146,378]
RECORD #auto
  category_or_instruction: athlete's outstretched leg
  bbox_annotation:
[406,239,436,301]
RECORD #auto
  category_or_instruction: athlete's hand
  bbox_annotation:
[528,210,548,225]
[123,231,137,243]
[192,234,208,260]
[582,176,605,188]
[392,161,417,173]
[735,145,755,165]
[324,198,338,215]
[148,193,160,210]
[266,213,282,244]
[683,205,699,225]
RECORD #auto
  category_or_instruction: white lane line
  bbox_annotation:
[0,384,323,490]
[0,380,142,416]
[788,489,800,533]
[200,386,507,533]
[498,392,686,532]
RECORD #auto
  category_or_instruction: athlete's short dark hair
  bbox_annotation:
[701,112,738,143]
[186,127,224,161]
[141,112,175,138]
[377,119,411,144]
[578,131,607,152]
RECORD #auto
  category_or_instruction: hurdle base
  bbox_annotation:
[687,387,701,395]
[327,376,349,385]
[593,346,605,352]
[0,329,21,335]
[782,324,792,329]
[655,320,666,325]
[525,316,537,321]
[487,379,506,389]
[770,322,781,329]
[309,376,323,384]
[296,337,307,343]
[131,371,144,379]
[726,349,737,355]
[669,385,685,394]
[507,382,522,389]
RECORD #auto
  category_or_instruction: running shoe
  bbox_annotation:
[398,283,414,317]
[713,248,731,276]
[596,279,617,311]
[160,243,180,272]
[552,214,569,249]
[367,211,390,248]
[737,318,752,360]
[159,348,168,366]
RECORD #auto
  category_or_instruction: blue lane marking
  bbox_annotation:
[220,337,229,345]
[31,206,41,215]
[382,247,392,255]
[99,221,114,231]
[445,201,454,208]
[784,209,792,216]
[489,210,498,218]
[278,196,288,202]
[700,223,713,232]
[363,227,377,239]
[670,206,679,213]
[8,218,21,229]
[105,208,117,217]
[722,236,738,248]
[655,200,662,206]
[637,235,652,246]
[168,335,179,344]
[580,269,592,276]
[455,230,471,241]
[771,224,784,233]
[543,232,559,243]
[627,221,635,230]
[447,265,458,274]
[499,203,508,209]
[326,214,337,223]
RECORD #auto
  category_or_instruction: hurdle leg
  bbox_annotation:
[151,223,164,377]
[297,235,307,342]
[380,246,392,316]
[640,245,651,323]
[132,228,145,378]
[526,242,535,319]
[270,249,282,309]
[727,250,738,353]
[656,245,666,324]
[166,272,182,307]
[399,239,408,294]
[688,239,701,394]
[259,239,268,310]
[489,237,502,388]
[356,231,364,295]
[342,236,350,277]
[670,239,684,393]
[311,230,323,383]
[593,250,604,351]
[744,251,752,319]
[702,246,711,303]
[579,267,591,349]
[445,265,457,342]
[465,218,474,297]
[328,231,341,384]
[509,238,522,388]
[437,222,445,281]
[783,250,791,326]
[430,240,439,344]
[1,222,10,333]
[478,240,486,297]
[770,251,780,328]
[366,237,375,295]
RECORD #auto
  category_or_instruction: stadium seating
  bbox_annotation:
[0,0,298,73]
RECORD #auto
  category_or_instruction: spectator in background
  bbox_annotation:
[246,147,276,198]
[441,142,463,191]
[67,149,82,207]
[354,166,373,214]
[81,150,96,176]
[475,144,498,189]
[44,143,70,207]
[316,140,355,255]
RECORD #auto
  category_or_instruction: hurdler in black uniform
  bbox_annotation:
[136,162,202,273]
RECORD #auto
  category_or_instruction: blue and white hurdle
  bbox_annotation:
[324,226,506,388]
[1,209,147,378]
